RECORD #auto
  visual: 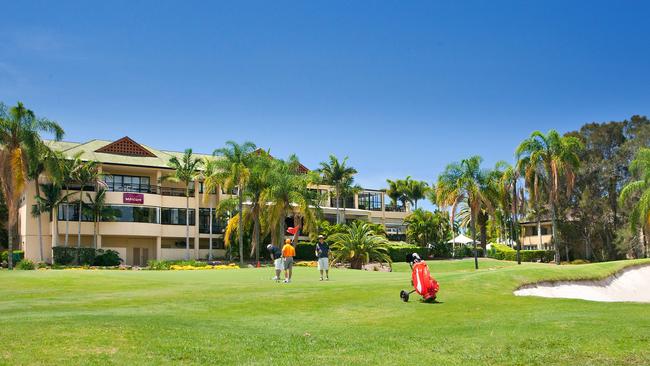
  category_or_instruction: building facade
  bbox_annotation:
[519,220,553,250]
[17,136,410,264]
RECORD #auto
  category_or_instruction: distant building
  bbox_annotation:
[519,220,553,250]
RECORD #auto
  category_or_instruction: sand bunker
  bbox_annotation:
[514,264,650,303]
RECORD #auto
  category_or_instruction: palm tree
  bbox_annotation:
[318,155,357,224]
[435,156,493,269]
[214,141,256,265]
[60,152,83,247]
[405,178,429,210]
[201,157,219,261]
[262,157,302,246]
[330,221,392,269]
[73,160,101,251]
[619,147,650,257]
[386,179,404,211]
[0,102,64,269]
[339,176,361,224]
[26,141,60,262]
[163,149,203,261]
[32,183,71,257]
[82,187,120,249]
[244,151,273,262]
[516,130,582,264]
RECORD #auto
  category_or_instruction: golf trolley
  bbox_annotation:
[400,253,439,303]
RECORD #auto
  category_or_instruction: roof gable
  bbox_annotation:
[95,136,157,157]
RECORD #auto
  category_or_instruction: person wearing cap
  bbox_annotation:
[266,244,283,281]
[315,235,330,281]
[281,238,296,283]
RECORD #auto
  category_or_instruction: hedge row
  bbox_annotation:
[487,243,554,263]
[453,245,484,259]
[53,247,122,266]
[1,250,24,264]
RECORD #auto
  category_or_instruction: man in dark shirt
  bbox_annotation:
[315,235,330,281]
[267,244,283,281]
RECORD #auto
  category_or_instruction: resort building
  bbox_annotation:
[519,220,553,250]
[16,136,410,264]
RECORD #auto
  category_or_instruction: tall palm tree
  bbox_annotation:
[163,149,203,261]
[619,147,650,257]
[27,141,60,261]
[201,157,219,261]
[214,141,256,265]
[435,156,493,269]
[262,158,302,246]
[73,160,101,251]
[405,178,429,210]
[83,187,120,249]
[318,155,357,224]
[339,176,361,224]
[0,102,64,269]
[516,130,582,264]
[32,183,71,258]
[60,152,83,247]
[386,179,404,211]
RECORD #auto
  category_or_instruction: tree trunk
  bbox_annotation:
[565,243,569,262]
[77,187,84,249]
[185,190,190,261]
[208,198,213,261]
[64,186,70,247]
[550,203,560,265]
[537,212,542,250]
[252,210,260,263]
[7,223,14,270]
[238,187,244,266]
[35,182,44,262]
[335,189,340,224]
[471,215,478,270]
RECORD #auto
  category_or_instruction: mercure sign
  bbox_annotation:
[123,193,144,204]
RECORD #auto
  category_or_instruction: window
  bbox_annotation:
[57,204,158,224]
[106,206,159,224]
[57,204,93,222]
[104,174,151,193]
[330,195,354,209]
[358,192,382,211]
[198,208,228,234]
[161,208,196,225]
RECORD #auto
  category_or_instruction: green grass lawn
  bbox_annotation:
[1,258,650,365]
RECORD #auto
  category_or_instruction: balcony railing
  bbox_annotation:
[385,205,406,212]
[69,182,200,197]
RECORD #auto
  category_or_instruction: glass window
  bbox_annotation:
[161,208,196,225]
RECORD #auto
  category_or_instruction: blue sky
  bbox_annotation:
[1,1,649,200]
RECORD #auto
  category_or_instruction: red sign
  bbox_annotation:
[123,193,144,204]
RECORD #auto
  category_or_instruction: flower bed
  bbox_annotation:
[170,263,240,270]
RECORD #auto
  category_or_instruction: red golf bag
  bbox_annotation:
[400,253,439,303]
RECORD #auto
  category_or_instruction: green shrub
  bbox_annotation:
[569,259,590,265]
[16,259,35,270]
[1,250,24,264]
[430,242,452,258]
[385,243,428,262]
[452,245,484,258]
[93,249,122,266]
[147,260,171,270]
[487,243,553,263]
[147,259,208,270]
[52,247,97,265]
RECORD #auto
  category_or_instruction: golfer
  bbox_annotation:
[282,238,296,283]
[315,235,330,281]
[267,244,283,281]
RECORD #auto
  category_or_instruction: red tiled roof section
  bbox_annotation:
[95,136,157,157]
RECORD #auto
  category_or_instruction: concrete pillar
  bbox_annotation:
[156,236,162,260]
[97,234,102,249]
[354,193,359,210]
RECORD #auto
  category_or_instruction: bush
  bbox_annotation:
[16,259,35,270]
[147,259,208,270]
[430,242,452,258]
[452,245,484,258]
[1,250,24,264]
[487,243,554,263]
[52,247,102,265]
[93,249,122,266]
[385,243,428,262]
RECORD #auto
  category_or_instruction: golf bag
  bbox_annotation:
[400,253,439,303]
